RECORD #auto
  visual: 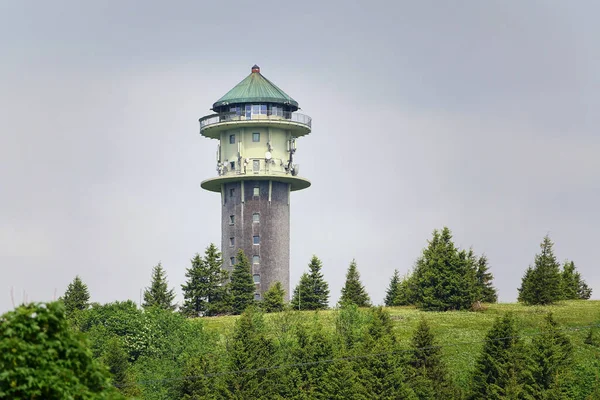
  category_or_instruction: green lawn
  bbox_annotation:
[201,301,600,386]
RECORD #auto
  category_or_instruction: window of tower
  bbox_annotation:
[229,215,235,225]
[254,293,261,300]
[229,134,235,144]
[253,235,260,245]
[229,237,235,247]
[252,255,260,264]
[230,257,235,266]
[253,186,260,197]
[271,106,283,117]
[253,160,260,173]
[253,213,260,223]
[253,274,260,284]
[252,132,260,142]
[230,161,235,170]
[229,188,235,198]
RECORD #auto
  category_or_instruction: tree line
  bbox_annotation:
[60,227,592,320]
[3,300,599,399]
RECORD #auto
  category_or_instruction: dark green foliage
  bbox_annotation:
[222,307,274,399]
[291,255,330,310]
[357,307,417,399]
[524,313,574,396]
[143,262,177,311]
[561,260,592,300]
[181,244,230,317]
[101,336,129,385]
[318,359,369,400]
[179,354,222,400]
[339,259,371,307]
[408,318,453,398]
[61,275,90,317]
[0,302,123,399]
[412,227,478,311]
[292,317,334,398]
[262,281,286,313]
[229,249,255,314]
[396,271,417,306]
[475,254,498,303]
[584,326,600,347]
[384,269,401,306]
[518,235,563,305]
[469,313,527,400]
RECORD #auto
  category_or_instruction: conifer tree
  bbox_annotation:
[524,313,574,396]
[561,260,592,300]
[384,269,401,306]
[469,313,527,400]
[396,272,417,306]
[143,262,176,311]
[222,307,274,398]
[339,259,371,307]
[262,281,285,313]
[62,275,90,317]
[357,307,417,399]
[475,254,498,303]
[518,235,563,305]
[408,317,453,399]
[181,244,229,317]
[319,359,369,400]
[412,227,477,311]
[229,249,255,314]
[291,255,330,310]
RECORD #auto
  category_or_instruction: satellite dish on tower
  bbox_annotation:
[265,151,272,160]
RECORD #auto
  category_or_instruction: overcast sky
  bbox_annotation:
[1,1,598,312]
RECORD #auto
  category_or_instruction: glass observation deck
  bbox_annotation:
[199,104,311,138]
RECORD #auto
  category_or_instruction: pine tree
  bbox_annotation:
[61,275,90,317]
[518,235,563,305]
[222,307,274,398]
[396,271,417,306]
[412,227,477,311]
[469,313,527,400]
[142,262,176,311]
[525,313,574,396]
[339,259,371,307]
[262,281,285,313]
[292,318,334,397]
[408,318,453,399]
[291,255,330,310]
[475,254,498,303]
[318,359,369,400]
[357,307,417,399]
[561,260,592,300]
[384,269,401,306]
[181,244,229,317]
[229,249,255,314]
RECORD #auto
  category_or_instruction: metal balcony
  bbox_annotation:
[199,111,312,138]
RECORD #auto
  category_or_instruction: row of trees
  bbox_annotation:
[61,228,593,319]
[518,235,592,305]
[384,227,497,310]
[383,229,592,310]
[4,299,598,399]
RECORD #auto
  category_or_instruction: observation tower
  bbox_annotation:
[198,65,311,301]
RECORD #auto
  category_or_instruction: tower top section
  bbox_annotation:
[212,65,299,111]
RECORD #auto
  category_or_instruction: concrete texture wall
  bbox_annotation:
[221,180,291,301]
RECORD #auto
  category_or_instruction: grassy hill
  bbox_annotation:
[202,300,600,386]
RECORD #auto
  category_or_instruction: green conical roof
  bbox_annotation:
[212,65,299,110]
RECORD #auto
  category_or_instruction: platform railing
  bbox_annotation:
[200,111,311,131]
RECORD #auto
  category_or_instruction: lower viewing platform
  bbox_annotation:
[201,174,311,193]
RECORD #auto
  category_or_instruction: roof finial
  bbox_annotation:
[251,64,260,73]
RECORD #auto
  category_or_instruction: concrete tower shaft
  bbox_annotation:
[198,65,311,301]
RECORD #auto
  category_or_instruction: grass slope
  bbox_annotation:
[202,300,600,386]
